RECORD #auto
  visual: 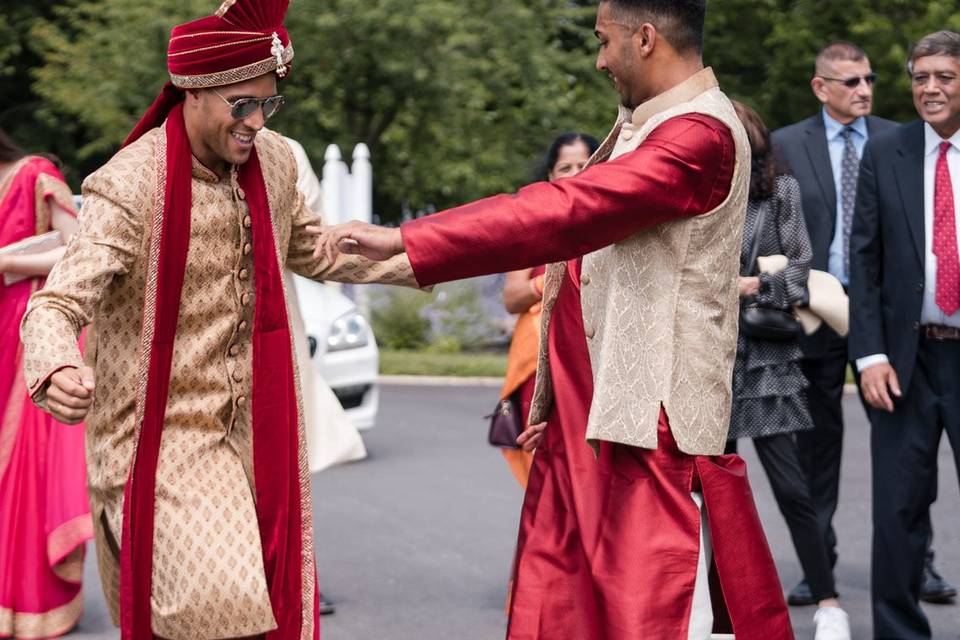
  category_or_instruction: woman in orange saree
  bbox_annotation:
[0,129,91,638]
[499,133,598,488]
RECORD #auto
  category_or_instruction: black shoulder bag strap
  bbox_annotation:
[746,200,768,277]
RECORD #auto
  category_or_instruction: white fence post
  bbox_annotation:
[351,143,373,317]
[321,144,344,292]
[322,144,343,227]
[320,142,375,315]
[351,143,372,224]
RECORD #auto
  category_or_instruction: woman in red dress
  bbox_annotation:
[0,128,92,638]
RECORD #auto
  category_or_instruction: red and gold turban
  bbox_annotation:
[168,0,294,88]
[125,0,293,145]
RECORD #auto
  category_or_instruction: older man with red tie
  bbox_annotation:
[849,30,960,640]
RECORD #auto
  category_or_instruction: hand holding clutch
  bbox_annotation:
[306,221,404,264]
[517,421,547,452]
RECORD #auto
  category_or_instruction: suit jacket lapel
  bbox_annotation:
[802,116,837,226]
[865,115,885,137]
[893,121,926,266]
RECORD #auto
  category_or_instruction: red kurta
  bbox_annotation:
[507,259,791,639]
[402,114,793,639]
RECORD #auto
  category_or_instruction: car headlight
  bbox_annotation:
[327,310,370,352]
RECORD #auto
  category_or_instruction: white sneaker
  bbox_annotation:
[814,606,851,640]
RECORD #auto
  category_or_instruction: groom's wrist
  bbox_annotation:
[391,228,405,255]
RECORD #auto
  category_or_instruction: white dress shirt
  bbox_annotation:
[856,123,960,372]
[281,135,325,216]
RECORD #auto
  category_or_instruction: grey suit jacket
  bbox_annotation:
[771,113,897,356]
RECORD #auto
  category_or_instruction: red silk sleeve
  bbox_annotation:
[401,113,735,287]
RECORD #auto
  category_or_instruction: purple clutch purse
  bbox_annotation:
[486,391,523,449]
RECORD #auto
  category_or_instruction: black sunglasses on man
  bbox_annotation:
[818,72,878,88]
[212,89,285,120]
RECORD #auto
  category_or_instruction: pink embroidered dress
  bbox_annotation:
[0,157,92,638]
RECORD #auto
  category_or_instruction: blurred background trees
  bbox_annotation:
[2,0,959,220]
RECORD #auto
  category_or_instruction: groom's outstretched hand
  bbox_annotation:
[307,221,404,264]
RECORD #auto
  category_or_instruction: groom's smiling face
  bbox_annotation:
[185,73,278,174]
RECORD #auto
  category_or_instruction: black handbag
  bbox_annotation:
[486,391,524,449]
[739,201,803,341]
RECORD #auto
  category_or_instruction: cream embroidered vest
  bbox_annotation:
[528,68,751,455]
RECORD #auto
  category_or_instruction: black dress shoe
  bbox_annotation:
[921,563,957,604]
[787,580,817,607]
[319,592,336,615]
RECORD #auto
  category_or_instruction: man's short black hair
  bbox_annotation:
[815,41,869,76]
[602,0,706,54]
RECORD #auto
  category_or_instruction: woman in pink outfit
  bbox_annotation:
[0,128,92,638]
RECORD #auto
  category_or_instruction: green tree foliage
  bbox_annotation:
[29,0,211,166]
[18,0,614,210]
[4,0,960,213]
[282,0,612,217]
[369,287,433,350]
[0,0,90,179]
[706,0,960,126]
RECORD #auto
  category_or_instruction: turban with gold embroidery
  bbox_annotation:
[125,0,294,145]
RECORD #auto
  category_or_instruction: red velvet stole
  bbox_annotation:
[243,147,309,639]
[119,103,310,638]
[122,82,183,148]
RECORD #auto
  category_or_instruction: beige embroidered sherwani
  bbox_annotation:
[528,68,752,455]
[20,127,415,639]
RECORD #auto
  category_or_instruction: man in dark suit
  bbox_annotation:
[850,30,960,639]
[773,41,954,607]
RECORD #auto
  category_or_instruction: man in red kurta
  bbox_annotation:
[317,1,795,638]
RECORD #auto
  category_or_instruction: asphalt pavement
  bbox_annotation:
[67,383,960,639]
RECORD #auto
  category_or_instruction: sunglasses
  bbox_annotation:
[212,89,285,120]
[819,73,878,89]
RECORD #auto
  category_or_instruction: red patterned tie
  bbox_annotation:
[935,141,960,316]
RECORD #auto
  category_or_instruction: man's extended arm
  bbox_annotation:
[20,174,144,411]
[285,187,421,287]
[399,114,735,286]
